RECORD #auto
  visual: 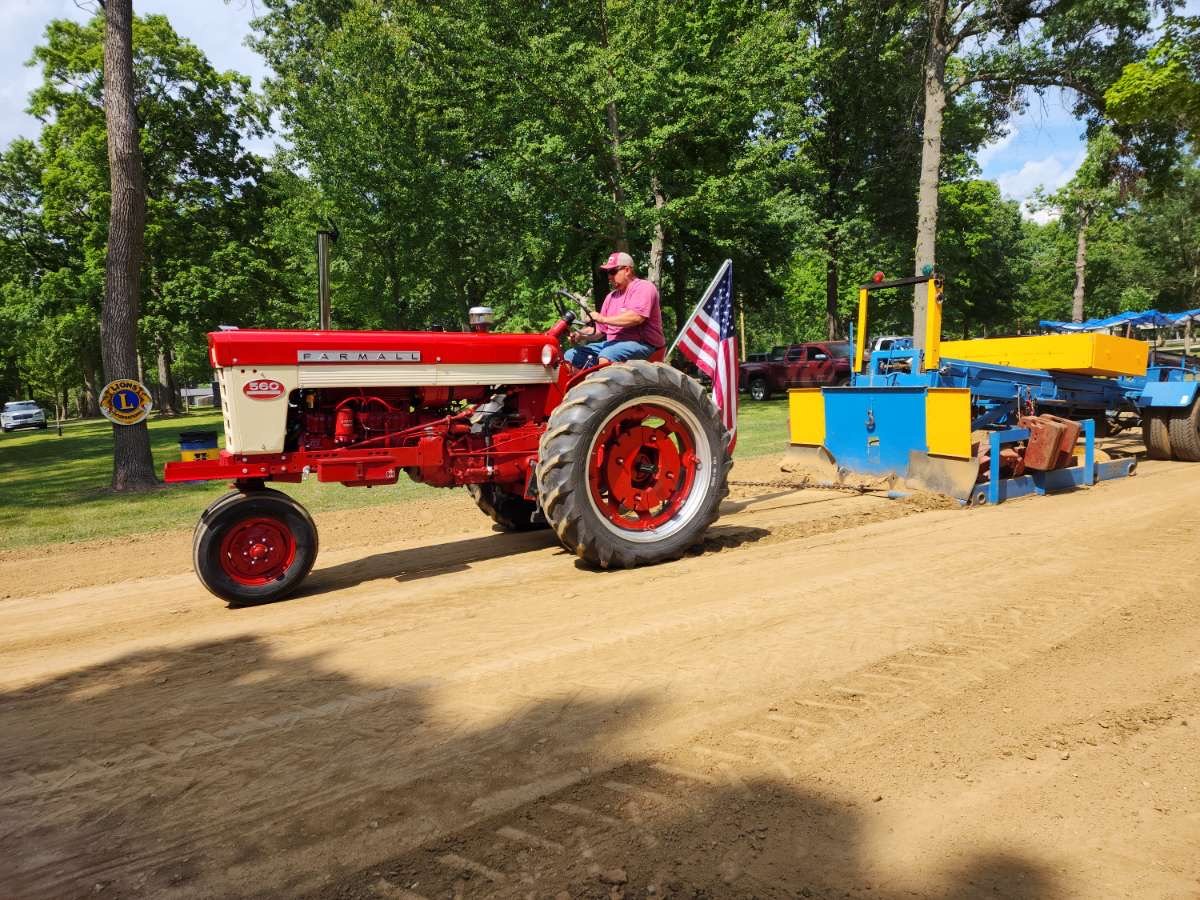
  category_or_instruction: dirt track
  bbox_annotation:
[1,452,1198,899]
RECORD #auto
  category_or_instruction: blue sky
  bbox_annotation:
[0,0,1140,219]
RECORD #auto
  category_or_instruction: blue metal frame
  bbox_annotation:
[970,418,1138,505]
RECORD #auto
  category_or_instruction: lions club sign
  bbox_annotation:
[99,379,153,426]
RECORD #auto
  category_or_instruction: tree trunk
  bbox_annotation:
[672,248,689,338]
[648,174,667,286]
[156,341,179,415]
[101,0,157,490]
[1071,206,1090,322]
[81,363,100,418]
[825,228,839,340]
[913,0,949,352]
[597,1,628,250]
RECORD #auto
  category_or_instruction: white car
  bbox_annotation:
[1,400,47,432]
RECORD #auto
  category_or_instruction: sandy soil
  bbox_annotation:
[0,451,1197,899]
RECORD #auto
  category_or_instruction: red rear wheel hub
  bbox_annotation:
[219,517,297,585]
[588,403,697,531]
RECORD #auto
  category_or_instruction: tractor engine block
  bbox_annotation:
[286,386,490,452]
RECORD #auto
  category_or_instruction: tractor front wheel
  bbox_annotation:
[467,483,547,531]
[193,489,318,605]
[536,361,731,569]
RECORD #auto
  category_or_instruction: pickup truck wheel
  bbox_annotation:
[749,377,770,401]
[1142,411,1174,460]
[537,361,731,569]
[467,483,547,531]
[1167,398,1200,461]
[193,490,318,606]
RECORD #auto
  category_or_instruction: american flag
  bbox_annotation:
[673,261,738,451]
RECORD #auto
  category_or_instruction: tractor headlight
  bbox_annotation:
[541,344,559,366]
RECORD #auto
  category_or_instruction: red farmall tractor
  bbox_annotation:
[165,299,732,605]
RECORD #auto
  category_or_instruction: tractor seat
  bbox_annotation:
[648,347,667,363]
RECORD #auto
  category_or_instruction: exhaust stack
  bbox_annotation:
[317,224,339,329]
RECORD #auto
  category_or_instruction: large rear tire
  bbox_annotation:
[193,490,318,605]
[1142,411,1174,460]
[536,361,731,569]
[1167,398,1200,461]
[467,483,546,531]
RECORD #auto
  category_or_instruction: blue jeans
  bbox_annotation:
[565,339,656,368]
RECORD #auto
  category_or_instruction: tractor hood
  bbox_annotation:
[207,328,560,368]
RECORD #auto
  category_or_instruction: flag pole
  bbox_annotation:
[667,258,732,358]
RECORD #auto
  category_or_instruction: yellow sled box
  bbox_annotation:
[939,333,1147,378]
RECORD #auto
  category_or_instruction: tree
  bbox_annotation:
[250,0,796,334]
[101,0,157,489]
[1049,128,1122,322]
[909,0,1152,347]
[1,11,276,425]
[1107,15,1200,145]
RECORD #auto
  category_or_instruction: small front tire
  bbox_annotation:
[749,378,770,401]
[193,490,318,605]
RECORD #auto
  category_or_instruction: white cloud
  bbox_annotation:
[993,150,1085,220]
[1024,205,1061,225]
[975,127,1018,169]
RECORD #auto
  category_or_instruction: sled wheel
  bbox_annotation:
[193,490,317,605]
[749,377,770,401]
[536,360,731,569]
[1142,411,1175,460]
[467,483,547,531]
[1167,398,1200,461]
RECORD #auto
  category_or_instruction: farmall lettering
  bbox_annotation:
[298,350,421,363]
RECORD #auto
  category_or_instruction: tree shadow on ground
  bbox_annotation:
[0,635,654,898]
[0,636,1060,900]
[313,758,1059,900]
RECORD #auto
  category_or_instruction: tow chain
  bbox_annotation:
[728,478,892,495]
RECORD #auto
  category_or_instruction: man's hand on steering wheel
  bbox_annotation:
[554,289,597,330]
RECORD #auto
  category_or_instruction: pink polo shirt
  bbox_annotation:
[599,277,665,347]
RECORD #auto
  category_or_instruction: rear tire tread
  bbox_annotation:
[536,360,731,570]
[1142,412,1174,460]
[467,483,546,531]
[1166,399,1200,461]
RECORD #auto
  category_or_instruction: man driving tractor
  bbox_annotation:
[565,250,665,368]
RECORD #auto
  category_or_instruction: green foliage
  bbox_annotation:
[0,13,282,410]
[937,179,1027,337]
[0,0,1195,420]
[1108,16,1200,146]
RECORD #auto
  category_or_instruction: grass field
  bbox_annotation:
[0,397,790,551]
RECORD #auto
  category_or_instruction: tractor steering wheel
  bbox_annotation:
[554,289,596,328]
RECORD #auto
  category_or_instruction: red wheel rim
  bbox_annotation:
[219,516,297,585]
[587,403,698,531]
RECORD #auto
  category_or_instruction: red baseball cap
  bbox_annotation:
[599,251,634,271]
